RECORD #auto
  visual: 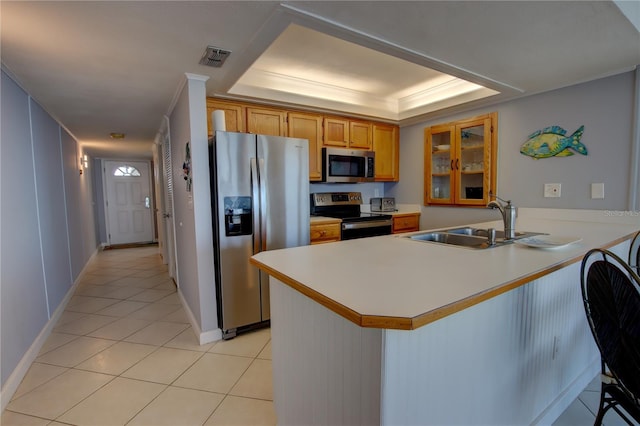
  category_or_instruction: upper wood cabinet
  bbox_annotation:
[288,112,323,181]
[247,107,287,136]
[205,97,400,183]
[323,117,372,150]
[424,112,497,207]
[323,117,350,147]
[373,123,399,181]
[206,99,245,135]
[349,120,372,150]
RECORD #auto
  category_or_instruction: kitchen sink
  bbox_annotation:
[403,227,546,249]
[443,227,538,240]
[409,232,494,249]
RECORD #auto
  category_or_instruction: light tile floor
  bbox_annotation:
[1,246,276,426]
[1,246,633,425]
[553,376,634,426]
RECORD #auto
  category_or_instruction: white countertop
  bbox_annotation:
[252,210,638,329]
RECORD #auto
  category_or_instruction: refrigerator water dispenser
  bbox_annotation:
[223,196,252,236]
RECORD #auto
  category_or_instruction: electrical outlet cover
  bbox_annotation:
[591,183,604,199]
[544,183,561,198]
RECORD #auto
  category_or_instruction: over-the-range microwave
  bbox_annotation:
[321,147,375,183]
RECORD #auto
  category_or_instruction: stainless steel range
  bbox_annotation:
[310,192,393,240]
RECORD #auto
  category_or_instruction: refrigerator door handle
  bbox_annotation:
[250,157,261,255]
[258,158,267,252]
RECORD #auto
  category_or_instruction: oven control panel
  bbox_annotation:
[311,192,362,206]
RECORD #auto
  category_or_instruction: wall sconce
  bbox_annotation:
[79,154,88,175]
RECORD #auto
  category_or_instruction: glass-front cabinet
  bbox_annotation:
[424,113,497,206]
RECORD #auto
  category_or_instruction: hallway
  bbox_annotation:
[1,247,275,425]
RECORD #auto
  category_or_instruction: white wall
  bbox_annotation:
[0,70,98,406]
[387,71,638,229]
[29,99,73,311]
[168,74,219,343]
[1,71,50,389]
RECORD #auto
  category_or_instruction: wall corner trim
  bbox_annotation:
[184,73,210,83]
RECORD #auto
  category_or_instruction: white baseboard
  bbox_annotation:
[532,358,600,425]
[176,290,222,345]
[0,246,100,411]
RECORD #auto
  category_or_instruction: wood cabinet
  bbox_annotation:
[323,118,372,150]
[288,112,323,182]
[323,117,350,147]
[310,221,341,244]
[247,106,287,136]
[205,97,399,183]
[373,123,399,181]
[424,112,497,207]
[349,120,372,149]
[392,213,420,234]
[206,99,245,135]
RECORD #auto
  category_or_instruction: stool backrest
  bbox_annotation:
[581,249,640,400]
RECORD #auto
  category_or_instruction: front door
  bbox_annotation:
[104,160,154,245]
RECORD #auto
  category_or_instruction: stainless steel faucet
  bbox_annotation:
[487,194,517,240]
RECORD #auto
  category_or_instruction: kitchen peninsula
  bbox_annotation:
[251,209,639,425]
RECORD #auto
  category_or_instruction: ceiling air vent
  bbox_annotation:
[199,46,231,68]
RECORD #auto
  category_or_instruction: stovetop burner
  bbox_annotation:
[310,192,393,240]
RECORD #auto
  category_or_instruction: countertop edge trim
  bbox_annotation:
[251,233,635,331]
[250,257,366,327]
[409,234,634,329]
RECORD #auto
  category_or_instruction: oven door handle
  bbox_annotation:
[341,220,392,230]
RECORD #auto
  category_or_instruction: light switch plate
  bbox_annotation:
[544,183,561,198]
[591,183,604,199]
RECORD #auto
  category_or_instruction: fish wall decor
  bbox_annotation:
[520,125,587,159]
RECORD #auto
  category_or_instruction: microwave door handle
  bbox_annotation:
[250,158,261,254]
[258,158,267,252]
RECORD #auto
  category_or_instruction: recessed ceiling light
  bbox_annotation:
[110,132,126,139]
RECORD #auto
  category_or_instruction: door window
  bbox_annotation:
[113,165,141,177]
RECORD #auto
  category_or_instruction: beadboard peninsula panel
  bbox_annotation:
[380,241,628,425]
[270,278,382,425]
[268,241,630,425]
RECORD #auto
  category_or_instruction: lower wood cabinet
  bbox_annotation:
[392,213,420,234]
[310,222,341,244]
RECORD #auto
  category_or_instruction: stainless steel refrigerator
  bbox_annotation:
[209,131,310,339]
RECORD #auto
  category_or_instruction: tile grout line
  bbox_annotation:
[4,249,276,425]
